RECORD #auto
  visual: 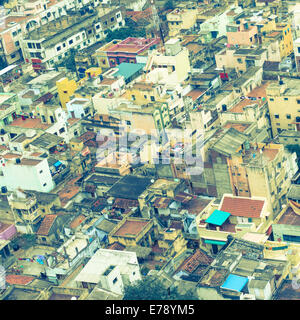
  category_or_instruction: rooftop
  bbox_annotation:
[107,175,153,200]
[220,196,265,219]
[277,206,300,226]
[36,214,57,236]
[8,117,51,130]
[112,218,151,237]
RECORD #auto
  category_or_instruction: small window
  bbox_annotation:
[275,114,279,119]
[284,98,288,101]
[43,183,47,187]
[112,277,118,284]
[57,46,61,51]
[39,170,43,174]
[286,114,291,119]
[69,39,73,45]
[269,98,274,101]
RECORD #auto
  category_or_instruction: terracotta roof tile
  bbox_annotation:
[36,214,57,236]
[6,274,35,285]
[178,249,213,274]
[220,196,265,218]
[113,219,151,237]
[70,214,86,229]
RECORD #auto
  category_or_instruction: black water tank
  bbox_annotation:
[1,186,7,193]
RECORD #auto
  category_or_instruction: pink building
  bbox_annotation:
[105,37,160,67]
[227,21,258,46]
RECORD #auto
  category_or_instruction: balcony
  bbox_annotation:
[0,104,16,121]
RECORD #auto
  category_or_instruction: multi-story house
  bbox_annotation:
[7,189,43,233]
[266,78,300,136]
[166,8,198,37]
[21,6,125,72]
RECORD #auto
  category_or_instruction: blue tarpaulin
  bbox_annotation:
[205,210,231,226]
[54,161,62,167]
[221,274,248,292]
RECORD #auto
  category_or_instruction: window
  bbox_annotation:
[15,41,20,47]
[43,183,47,187]
[126,120,131,125]
[11,53,16,59]
[28,43,32,48]
[150,96,155,102]
[274,114,279,119]
[69,39,73,45]
[57,46,61,51]
[112,277,118,284]
[283,234,300,243]
[111,17,114,22]
[39,170,43,174]
[36,43,41,49]
[284,98,288,101]
[270,98,274,101]
[59,127,65,134]
[131,95,136,101]
[12,31,17,37]
[286,114,291,119]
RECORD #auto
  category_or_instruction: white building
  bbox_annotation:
[0,152,55,192]
[66,98,93,119]
[21,6,125,72]
[74,248,142,294]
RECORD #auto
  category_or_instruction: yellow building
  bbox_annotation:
[276,23,293,58]
[266,78,300,136]
[263,23,293,61]
[110,100,171,136]
[56,77,77,109]
[8,190,43,233]
[122,82,163,105]
[108,217,158,247]
[153,228,187,263]
[166,8,198,37]
[56,68,102,109]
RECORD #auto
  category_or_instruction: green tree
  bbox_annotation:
[164,0,174,11]
[105,27,146,43]
[123,277,198,300]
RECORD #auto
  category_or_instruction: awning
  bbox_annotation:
[221,274,248,292]
[204,239,227,246]
[205,210,231,226]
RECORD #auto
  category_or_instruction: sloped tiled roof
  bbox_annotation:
[178,249,213,274]
[220,196,265,219]
[36,214,57,236]
[6,274,35,285]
